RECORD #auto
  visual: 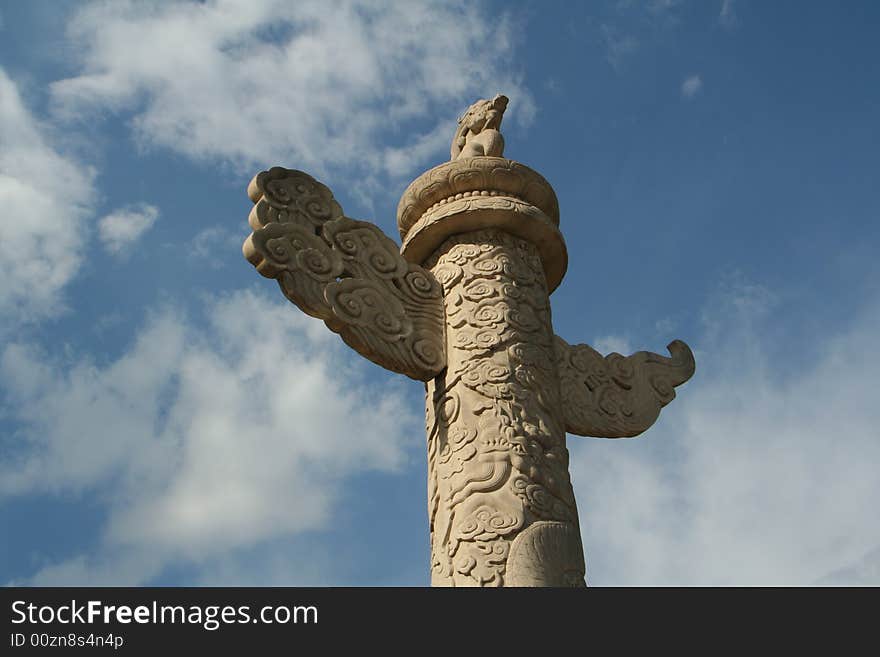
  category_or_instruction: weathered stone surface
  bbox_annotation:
[397,156,560,236]
[241,95,696,586]
[424,229,584,586]
[397,156,567,292]
[507,521,587,587]
[243,167,446,381]
[450,94,509,160]
[556,337,696,438]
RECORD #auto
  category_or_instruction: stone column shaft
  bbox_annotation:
[423,229,586,586]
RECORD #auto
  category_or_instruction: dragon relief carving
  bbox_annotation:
[242,167,446,381]
[424,229,585,587]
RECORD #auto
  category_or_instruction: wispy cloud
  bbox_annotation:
[602,0,687,71]
[681,74,702,99]
[816,545,880,585]
[601,23,639,71]
[719,0,739,28]
[98,203,158,255]
[187,226,242,268]
[571,282,880,585]
[1,290,417,584]
[0,67,94,326]
[648,0,684,13]
[50,0,532,185]
[591,335,634,356]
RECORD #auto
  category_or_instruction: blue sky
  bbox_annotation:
[1,0,878,586]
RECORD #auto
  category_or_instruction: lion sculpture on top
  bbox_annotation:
[450,94,509,161]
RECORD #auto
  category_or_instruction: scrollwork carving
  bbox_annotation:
[397,158,560,240]
[243,167,446,381]
[555,336,696,438]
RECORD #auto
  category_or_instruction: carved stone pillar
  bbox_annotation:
[423,230,584,586]
[241,95,695,587]
[399,159,585,586]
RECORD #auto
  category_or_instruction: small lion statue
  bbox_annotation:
[450,94,509,160]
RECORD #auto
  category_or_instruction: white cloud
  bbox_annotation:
[648,0,683,12]
[382,120,455,179]
[50,0,532,182]
[681,74,702,99]
[817,545,880,585]
[604,0,689,71]
[719,0,739,28]
[592,335,633,356]
[571,284,880,585]
[0,67,94,325]
[187,226,243,267]
[601,23,639,71]
[98,203,158,254]
[654,317,677,335]
[1,289,417,584]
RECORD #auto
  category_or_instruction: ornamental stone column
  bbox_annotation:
[242,95,695,586]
